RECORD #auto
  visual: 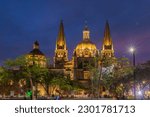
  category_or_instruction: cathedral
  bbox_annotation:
[27,20,114,87]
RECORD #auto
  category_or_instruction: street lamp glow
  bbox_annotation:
[129,47,135,53]
[129,46,136,99]
[138,91,142,95]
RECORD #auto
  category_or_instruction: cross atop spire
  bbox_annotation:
[84,20,88,30]
[33,40,39,49]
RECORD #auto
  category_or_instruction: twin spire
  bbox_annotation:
[103,20,113,46]
[54,20,68,68]
[55,20,114,58]
[56,20,91,45]
[56,20,67,50]
[101,21,114,57]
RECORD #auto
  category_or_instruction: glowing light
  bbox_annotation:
[26,90,32,97]
[129,47,135,53]
[138,91,142,95]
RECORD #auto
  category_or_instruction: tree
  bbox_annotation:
[38,70,61,96]
[135,61,150,98]
[50,73,72,96]
[97,57,133,98]
[0,67,12,97]
[89,66,100,98]
[1,56,49,99]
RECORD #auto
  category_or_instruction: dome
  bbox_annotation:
[76,39,97,50]
[74,39,97,57]
[27,41,46,68]
[28,41,45,56]
[74,25,97,57]
[29,49,45,56]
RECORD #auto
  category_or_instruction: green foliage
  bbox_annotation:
[0,54,139,98]
[0,55,81,97]
[88,57,133,97]
[102,57,133,96]
[0,55,49,97]
[135,60,150,90]
[50,74,73,91]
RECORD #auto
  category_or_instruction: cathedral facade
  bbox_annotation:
[28,20,114,85]
[53,20,114,83]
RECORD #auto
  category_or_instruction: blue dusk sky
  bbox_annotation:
[0,0,150,64]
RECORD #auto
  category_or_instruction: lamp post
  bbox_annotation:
[91,76,94,99]
[98,60,103,99]
[129,47,136,99]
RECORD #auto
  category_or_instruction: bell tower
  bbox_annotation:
[54,20,68,68]
[101,21,114,58]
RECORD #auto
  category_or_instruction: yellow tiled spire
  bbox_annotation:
[56,20,66,50]
[101,21,114,58]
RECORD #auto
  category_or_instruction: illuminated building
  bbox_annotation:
[72,24,98,84]
[27,41,47,67]
[54,20,68,68]
[53,20,114,85]
[26,20,115,95]
[101,21,114,58]
[28,20,115,81]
